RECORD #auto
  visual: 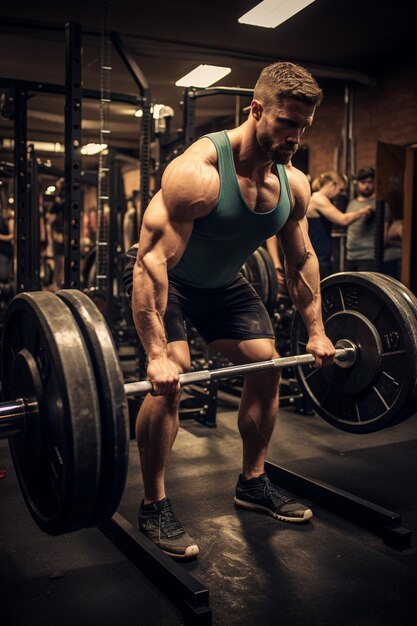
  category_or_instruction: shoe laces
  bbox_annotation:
[159,499,184,537]
[264,480,294,507]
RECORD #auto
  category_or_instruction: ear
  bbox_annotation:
[251,99,263,121]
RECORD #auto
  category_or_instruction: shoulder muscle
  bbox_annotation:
[285,165,311,218]
[161,139,219,221]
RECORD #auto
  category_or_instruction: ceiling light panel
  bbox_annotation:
[238,0,316,29]
[175,65,232,88]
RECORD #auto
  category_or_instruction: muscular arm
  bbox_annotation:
[279,170,335,365]
[132,197,193,360]
[281,213,324,336]
[132,146,218,391]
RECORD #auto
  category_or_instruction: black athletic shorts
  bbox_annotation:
[123,250,274,345]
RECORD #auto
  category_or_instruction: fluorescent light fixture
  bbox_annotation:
[45,185,56,195]
[81,143,108,155]
[175,65,231,88]
[238,0,316,29]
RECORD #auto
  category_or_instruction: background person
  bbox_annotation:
[307,171,371,278]
[345,167,389,272]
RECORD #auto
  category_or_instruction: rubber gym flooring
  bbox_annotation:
[1,403,416,626]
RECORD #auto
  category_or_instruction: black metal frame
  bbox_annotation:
[183,86,253,147]
[64,22,83,288]
[110,31,152,231]
[28,148,40,291]
[265,460,411,551]
[99,513,212,624]
[1,26,145,293]
[102,149,122,324]
[13,87,31,293]
[0,77,141,105]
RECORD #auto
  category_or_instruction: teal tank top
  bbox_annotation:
[168,130,292,288]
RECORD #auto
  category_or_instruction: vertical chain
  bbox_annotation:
[96,0,111,292]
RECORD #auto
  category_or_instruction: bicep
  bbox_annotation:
[137,192,193,271]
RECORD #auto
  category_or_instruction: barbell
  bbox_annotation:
[1,272,417,536]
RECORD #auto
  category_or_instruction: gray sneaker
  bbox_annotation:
[138,497,199,559]
[234,473,313,523]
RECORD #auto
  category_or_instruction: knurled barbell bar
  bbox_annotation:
[124,339,356,396]
[0,343,357,428]
[1,272,416,536]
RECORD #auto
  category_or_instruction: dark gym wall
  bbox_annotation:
[302,79,345,178]
[305,62,417,178]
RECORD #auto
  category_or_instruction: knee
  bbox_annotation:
[166,344,191,375]
[176,358,191,375]
[144,389,183,412]
[245,367,281,397]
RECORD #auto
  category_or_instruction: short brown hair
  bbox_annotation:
[356,167,375,181]
[253,61,323,109]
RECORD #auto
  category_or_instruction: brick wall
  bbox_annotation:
[303,63,417,180]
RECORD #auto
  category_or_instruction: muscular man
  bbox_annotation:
[124,62,335,560]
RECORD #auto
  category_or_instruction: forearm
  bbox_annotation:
[132,258,169,359]
[285,251,324,337]
[342,211,363,226]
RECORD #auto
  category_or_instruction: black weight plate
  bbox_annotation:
[258,246,279,313]
[359,273,417,375]
[291,272,417,433]
[358,272,417,423]
[57,289,129,525]
[361,272,417,324]
[1,292,101,534]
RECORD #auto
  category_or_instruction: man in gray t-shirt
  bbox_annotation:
[345,167,388,271]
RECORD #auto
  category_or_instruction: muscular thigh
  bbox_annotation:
[210,337,280,396]
[166,340,191,373]
[210,337,278,366]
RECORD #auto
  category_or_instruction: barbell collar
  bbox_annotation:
[123,345,356,397]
